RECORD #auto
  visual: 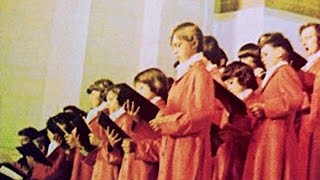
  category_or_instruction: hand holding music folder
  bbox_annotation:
[213,80,247,116]
[16,142,52,167]
[47,114,72,149]
[98,112,131,148]
[0,163,29,180]
[117,83,159,122]
[69,115,96,152]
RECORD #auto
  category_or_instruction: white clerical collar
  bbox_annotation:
[176,52,204,79]
[261,60,288,89]
[150,96,161,104]
[109,107,126,121]
[47,141,59,157]
[236,89,253,100]
[86,101,108,123]
[301,50,320,72]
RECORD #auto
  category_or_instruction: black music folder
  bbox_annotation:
[69,115,96,152]
[98,112,130,147]
[46,113,76,149]
[213,80,247,116]
[47,118,69,149]
[0,163,28,180]
[117,83,159,122]
[16,142,52,167]
[290,51,307,71]
[210,124,223,156]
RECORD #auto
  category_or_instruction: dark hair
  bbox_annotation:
[170,22,203,52]
[203,35,220,61]
[299,22,320,37]
[211,48,228,67]
[87,79,113,101]
[259,33,306,70]
[238,43,265,69]
[63,105,87,117]
[134,68,169,101]
[18,127,39,140]
[262,35,293,60]
[258,32,285,47]
[49,112,77,133]
[222,61,258,90]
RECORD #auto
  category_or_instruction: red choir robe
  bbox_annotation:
[119,98,165,180]
[212,90,258,180]
[295,69,314,178]
[70,105,106,180]
[31,146,70,180]
[242,64,304,180]
[155,57,216,180]
[299,57,320,180]
[90,125,122,180]
[89,108,123,180]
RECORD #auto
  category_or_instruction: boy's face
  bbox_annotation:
[135,82,155,100]
[300,26,320,56]
[261,44,281,70]
[19,135,31,145]
[171,35,196,62]
[106,91,121,113]
[89,90,102,108]
[224,77,245,95]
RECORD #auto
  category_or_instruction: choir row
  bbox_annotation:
[2,21,320,180]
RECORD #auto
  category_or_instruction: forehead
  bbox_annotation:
[172,35,185,43]
[301,26,317,37]
[261,44,274,52]
[107,90,117,98]
[90,90,101,95]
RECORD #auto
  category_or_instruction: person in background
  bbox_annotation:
[30,126,74,180]
[212,61,258,180]
[243,35,304,180]
[120,68,169,180]
[63,105,87,119]
[238,43,265,79]
[298,22,320,180]
[66,79,113,180]
[203,35,224,84]
[18,127,39,146]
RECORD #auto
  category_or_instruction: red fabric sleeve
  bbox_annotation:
[159,67,215,136]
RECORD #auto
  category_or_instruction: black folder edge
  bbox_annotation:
[70,115,96,152]
[117,83,159,122]
[213,80,247,116]
[46,118,69,149]
[98,112,131,148]
[0,163,29,179]
[210,80,247,156]
[16,142,52,167]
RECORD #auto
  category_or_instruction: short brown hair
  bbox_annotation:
[134,68,169,101]
[238,43,265,69]
[222,61,258,90]
[170,22,203,52]
[258,32,285,47]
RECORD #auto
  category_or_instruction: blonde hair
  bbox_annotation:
[170,22,203,52]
